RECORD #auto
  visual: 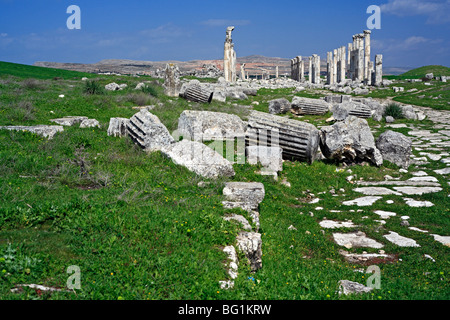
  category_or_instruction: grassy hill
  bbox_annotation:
[0,61,96,80]
[384,65,450,80]
[0,61,449,301]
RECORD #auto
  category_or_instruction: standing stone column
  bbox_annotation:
[357,33,365,82]
[332,49,338,84]
[224,26,237,82]
[290,59,295,79]
[340,46,346,83]
[308,57,312,83]
[241,63,246,81]
[300,59,305,82]
[327,52,332,85]
[347,43,352,79]
[364,30,371,85]
[374,54,383,86]
[336,48,341,83]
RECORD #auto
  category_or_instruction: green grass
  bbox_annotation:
[383,65,450,80]
[0,61,449,300]
[0,61,96,80]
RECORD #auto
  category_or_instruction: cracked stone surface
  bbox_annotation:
[403,198,434,207]
[383,231,420,247]
[319,220,358,229]
[333,231,384,249]
[343,196,382,206]
[353,187,401,196]
[393,186,442,195]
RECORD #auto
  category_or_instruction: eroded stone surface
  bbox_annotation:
[319,220,357,229]
[393,186,442,195]
[383,231,420,247]
[404,198,434,207]
[353,187,401,196]
[343,196,382,206]
[338,280,373,295]
[333,231,384,248]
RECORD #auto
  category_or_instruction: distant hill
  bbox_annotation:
[400,65,450,78]
[0,61,94,80]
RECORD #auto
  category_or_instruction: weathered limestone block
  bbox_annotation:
[291,97,331,115]
[177,110,246,141]
[161,139,235,179]
[80,119,100,128]
[107,117,130,137]
[319,116,383,166]
[50,116,88,126]
[246,110,320,163]
[338,280,373,295]
[236,231,262,271]
[246,145,283,173]
[223,182,265,206]
[163,63,182,97]
[375,130,412,168]
[127,110,175,152]
[183,83,214,103]
[331,102,372,120]
[268,98,291,114]
[0,125,64,139]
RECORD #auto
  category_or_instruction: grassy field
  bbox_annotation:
[0,62,448,300]
[367,65,450,111]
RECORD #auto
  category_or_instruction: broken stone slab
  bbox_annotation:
[127,110,175,152]
[246,145,283,172]
[10,284,68,294]
[79,119,100,128]
[403,198,434,207]
[0,125,64,140]
[177,110,246,141]
[161,139,235,179]
[339,250,396,265]
[333,231,384,249]
[375,130,412,169]
[355,180,441,187]
[223,214,252,231]
[353,187,401,196]
[407,176,439,183]
[383,231,420,247]
[107,117,130,137]
[50,116,88,126]
[343,196,382,207]
[338,280,373,295]
[393,186,442,195]
[319,116,383,166]
[236,231,262,272]
[246,110,320,163]
[319,220,357,229]
[291,96,331,116]
[268,98,291,115]
[181,81,214,103]
[431,234,450,246]
[434,167,450,175]
[223,182,265,206]
[409,227,428,233]
[223,245,239,279]
[374,210,397,219]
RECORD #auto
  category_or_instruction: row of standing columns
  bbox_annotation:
[291,30,383,86]
[290,55,321,84]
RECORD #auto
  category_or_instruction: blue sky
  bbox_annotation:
[0,0,449,68]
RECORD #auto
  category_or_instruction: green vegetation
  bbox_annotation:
[84,80,104,95]
[0,61,95,80]
[384,65,450,80]
[0,61,448,300]
[384,103,404,119]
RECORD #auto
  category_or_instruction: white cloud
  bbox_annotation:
[200,19,251,27]
[0,33,7,37]
[380,0,450,24]
[372,36,443,52]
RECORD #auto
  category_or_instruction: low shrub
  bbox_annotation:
[384,103,404,119]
